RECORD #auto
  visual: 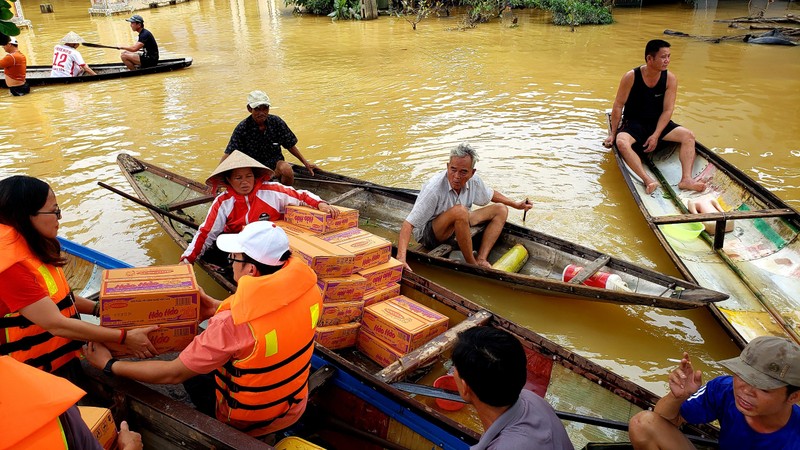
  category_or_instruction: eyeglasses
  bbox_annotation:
[34,207,62,220]
[227,254,248,265]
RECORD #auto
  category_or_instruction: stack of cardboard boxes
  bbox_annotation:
[99,264,200,357]
[280,205,448,367]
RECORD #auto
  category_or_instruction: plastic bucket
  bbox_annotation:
[562,264,611,289]
[433,375,465,411]
[662,222,704,241]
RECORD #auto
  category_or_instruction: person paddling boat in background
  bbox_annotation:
[0,175,157,384]
[119,14,159,70]
[180,151,338,267]
[51,32,97,78]
[396,143,532,270]
[1,36,29,96]
[603,39,705,195]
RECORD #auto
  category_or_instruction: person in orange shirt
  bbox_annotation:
[1,36,29,96]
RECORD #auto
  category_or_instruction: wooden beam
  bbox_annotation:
[427,244,453,258]
[165,195,214,211]
[651,208,794,225]
[567,255,611,285]
[327,187,365,205]
[376,310,493,383]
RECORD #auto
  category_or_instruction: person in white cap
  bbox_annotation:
[51,32,97,78]
[628,336,800,449]
[1,36,29,96]
[179,150,337,266]
[120,14,159,70]
[85,221,323,440]
[221,90,318,186]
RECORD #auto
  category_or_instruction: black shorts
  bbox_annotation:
[420,219,444,249]
[10,83,30,96]
[619,119,680,154]
[140,54,159,68]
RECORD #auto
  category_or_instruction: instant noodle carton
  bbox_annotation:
[285,205,359,234]
[316,322,360,350]
[356,328,405,367]
[357,258,403,290]
[99,265,200,328]
[317,274,368,303]
[287,234,355,278]
[78,406,116,450]
[107,320,198,357]
[319,300,365,327]
[362,282,401,306]
[360,296,449,353]
[319,228,392,271]
[273,220,317,238]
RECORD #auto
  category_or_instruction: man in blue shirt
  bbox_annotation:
[629,336,800,449]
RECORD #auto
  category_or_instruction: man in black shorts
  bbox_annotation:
[604,39,705,195]
[120,15,159,70]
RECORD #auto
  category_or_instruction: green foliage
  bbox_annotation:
[461,0,504,23]
[0,0,21,36]
[285,0,334,16]
[531,0,612,25]
[328,0,361,20]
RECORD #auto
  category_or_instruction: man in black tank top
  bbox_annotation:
[603,40,706,195]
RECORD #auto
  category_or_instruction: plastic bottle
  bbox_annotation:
[562,264,631,292]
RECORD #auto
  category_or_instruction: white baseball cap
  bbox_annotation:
[8,37,18,46]
[217,221,289,266]
[247,90,271,109]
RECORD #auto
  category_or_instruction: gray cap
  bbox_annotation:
[126,14,144,24]
[247,90,271,109]
[720,336,800,390]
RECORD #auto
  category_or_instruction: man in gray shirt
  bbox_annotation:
[452,327,574,450]
[396,143,531,269]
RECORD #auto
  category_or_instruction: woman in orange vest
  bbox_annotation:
[0,355,143,450]
[0,175,157,382]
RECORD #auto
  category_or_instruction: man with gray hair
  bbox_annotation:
[397,143,531,270]
[628,336,800,449]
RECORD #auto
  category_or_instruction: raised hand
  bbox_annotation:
[668,352,703,401]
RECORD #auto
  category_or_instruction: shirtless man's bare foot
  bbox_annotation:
[678,179,706,192]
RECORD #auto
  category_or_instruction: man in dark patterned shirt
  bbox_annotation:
[222,91,318,185]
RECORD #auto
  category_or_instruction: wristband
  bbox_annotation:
[92,301,100,317]
[103,358,118,377]
[119,329,127,345]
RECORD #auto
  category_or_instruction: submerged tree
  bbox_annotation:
[397,0,445,29]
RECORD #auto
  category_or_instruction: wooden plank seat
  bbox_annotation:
[567,255,611,285]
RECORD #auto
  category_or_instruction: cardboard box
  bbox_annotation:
[320,228,391,271]
[316,322,360,350]
[319,300,364,327]
[285,205,359,234]
[274,220,317,238]
[363,282,401,306]
[356,328,405,367]
[108,320,198,357]
[100,265,200,327]
[358,258,403,290]
[288,234,355,278]
[317,274,368,303]
[78,406,116,450]
[361,296,449,353]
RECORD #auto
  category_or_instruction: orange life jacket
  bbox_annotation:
[0,355,85,449]
[0,225,81,373]
[214,257,322,436]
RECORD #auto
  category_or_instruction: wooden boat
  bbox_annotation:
[607,115,800,347]
[60,237,719,449]
[112,152,726,309]
[0,58,192,87]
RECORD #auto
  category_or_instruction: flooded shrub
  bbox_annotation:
[533,0,612,25]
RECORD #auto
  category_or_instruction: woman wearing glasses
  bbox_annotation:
[179,151,337,267]
[0,175,157,382]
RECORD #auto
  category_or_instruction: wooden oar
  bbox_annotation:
[391,382,718,445]
[98,182,200,230]
[83,43,120,50]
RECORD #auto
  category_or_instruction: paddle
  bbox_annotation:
[293,176,419,196]
[83,43,120,50]
[391,382,719,445]
[98,182,200,230]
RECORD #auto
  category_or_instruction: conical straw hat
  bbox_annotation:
[60,32,85,44]
[205,150,274,187]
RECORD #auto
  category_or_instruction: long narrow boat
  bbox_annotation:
[0,58,192,87]
[60,237,719,449]
[607,115,800,347]
[113,152,727,309]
